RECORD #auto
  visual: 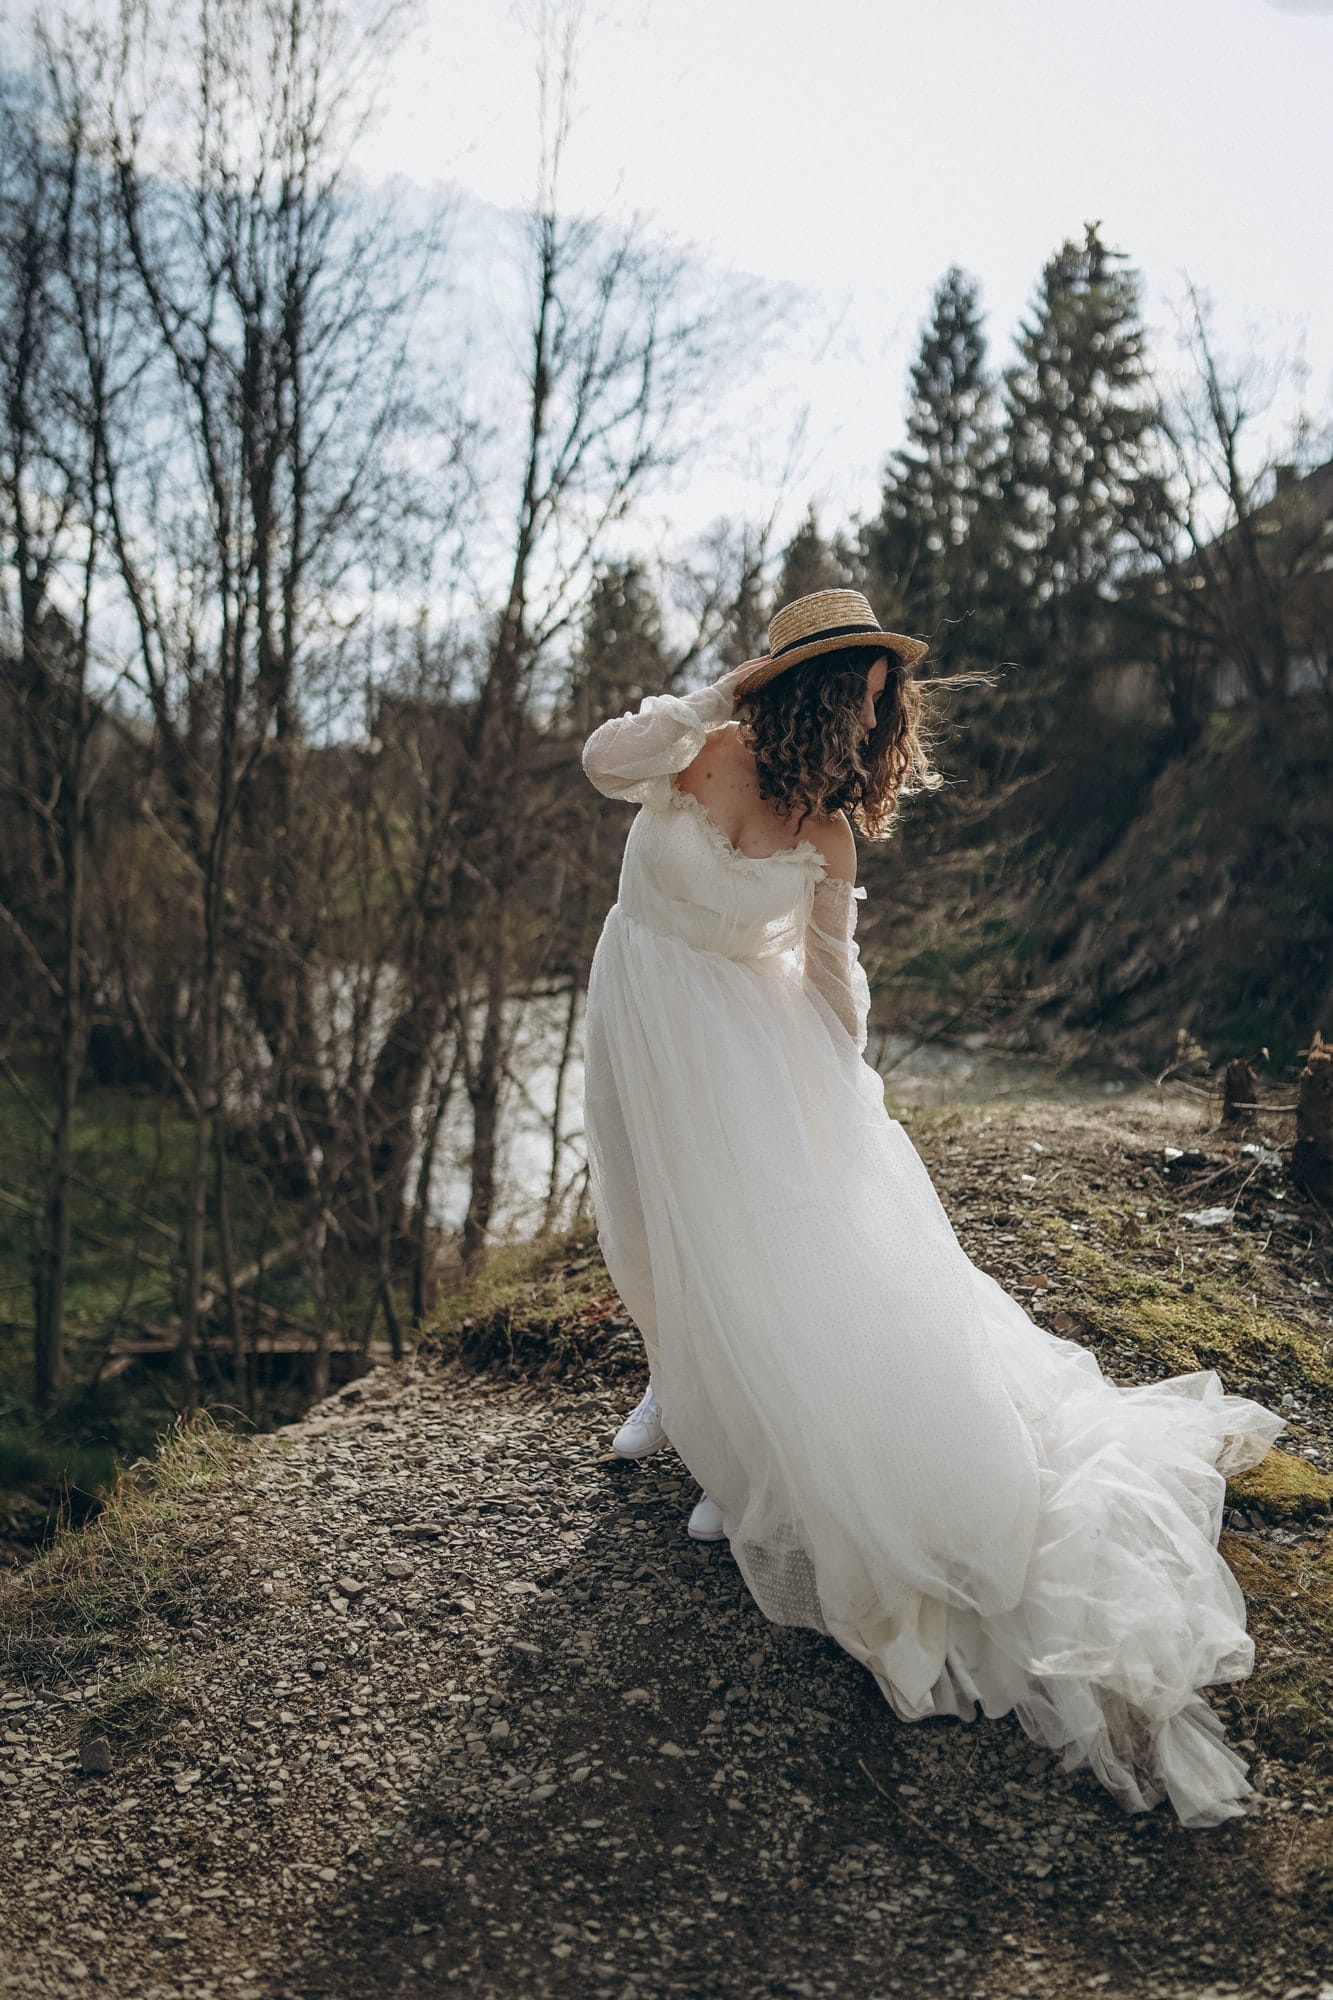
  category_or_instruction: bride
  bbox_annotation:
[579,586,1286,1828]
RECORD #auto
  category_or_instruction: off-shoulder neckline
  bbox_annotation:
[666,777,828,879]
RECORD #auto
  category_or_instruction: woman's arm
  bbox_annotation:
[581,663,751,807]
[802,876,872,1054]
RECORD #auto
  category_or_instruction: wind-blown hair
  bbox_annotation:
[733,641,967,841]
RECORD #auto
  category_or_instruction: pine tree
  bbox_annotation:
[1000,221,1161,659]
[774,503,844,607]
[714,521,771,669]
[861,267,1003,657]
[575,560,669,714]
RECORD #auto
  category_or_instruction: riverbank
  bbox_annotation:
[1,1093,1330,1998]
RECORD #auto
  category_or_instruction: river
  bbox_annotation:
[429,990,1145,1245]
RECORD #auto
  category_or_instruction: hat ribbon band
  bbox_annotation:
[770,619,893,661]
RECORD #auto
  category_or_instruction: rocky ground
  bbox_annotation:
[1,1092,1331,2000]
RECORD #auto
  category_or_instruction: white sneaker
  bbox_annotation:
[687,1493,725,1541]
[611,1382,667,1459]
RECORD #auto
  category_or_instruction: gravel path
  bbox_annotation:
[2,1098,1331,1999]
[0,1355,1328,2000]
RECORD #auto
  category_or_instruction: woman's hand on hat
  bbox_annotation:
[714,662,751,703]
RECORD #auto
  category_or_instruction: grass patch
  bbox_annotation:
[425,1216,642,1381]
[0,1420,123,1518]
[0,1410,250,1682]
[428,1221,597,1333]
[79,1657,198,1754]
[0,1065,405,1533]
[0,1058,347,1373]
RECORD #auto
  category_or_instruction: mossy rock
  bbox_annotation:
[1254,1671,1333,1768]
[1226,1447,1333,1521]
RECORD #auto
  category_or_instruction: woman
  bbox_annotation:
[579,586,1285,1828]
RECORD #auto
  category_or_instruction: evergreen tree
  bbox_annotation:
[861,267,1003,656]
[1000,221,1161,659]
[775,503,844,606]
[575,560,669,714]
[714,521,771,669]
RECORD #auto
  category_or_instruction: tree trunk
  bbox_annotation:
[1221,1058,1257,1125]
[1293,1034,1333,1201]
[33,794,84,1408]
[410,1050,459,1326]
[543,973,583,1237]
[461,920,510,1273]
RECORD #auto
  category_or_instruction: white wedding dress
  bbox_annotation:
[579,665,1287,1828]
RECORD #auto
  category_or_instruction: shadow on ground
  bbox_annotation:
[288,1416,1329,2000]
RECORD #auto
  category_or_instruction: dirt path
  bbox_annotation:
[2,1099,1331,1999]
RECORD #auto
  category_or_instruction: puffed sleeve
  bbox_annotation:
[802,876,871,1054]
[581,663,751,808]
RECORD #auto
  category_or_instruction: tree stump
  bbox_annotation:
[1221,1058,1258,1124]
[1293,1033,1333,1201]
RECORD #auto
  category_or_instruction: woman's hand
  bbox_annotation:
[712,661,752,706]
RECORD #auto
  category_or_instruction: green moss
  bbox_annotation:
[1060,1237,1333,1390]
[1227,1449,1333,1521]
[1221,1534,1333,1772]
[1251,1669,1333,1769]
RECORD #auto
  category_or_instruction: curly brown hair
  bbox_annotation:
[733,642,974,842]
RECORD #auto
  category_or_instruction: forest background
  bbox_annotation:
[1,0,1330,1531]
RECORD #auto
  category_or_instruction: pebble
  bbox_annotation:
[77,1737,113,1777]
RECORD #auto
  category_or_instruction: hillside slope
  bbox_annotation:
[867,706,1332,1075]
[1,1097,1331,1999]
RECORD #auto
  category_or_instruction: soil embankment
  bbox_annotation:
[870,706,1333,1074]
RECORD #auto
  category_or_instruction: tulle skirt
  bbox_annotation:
[582,901,1287,1826]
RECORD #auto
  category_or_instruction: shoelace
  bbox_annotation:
[629,1385,660,1424]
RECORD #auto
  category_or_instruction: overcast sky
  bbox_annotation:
[351,0,1333,552]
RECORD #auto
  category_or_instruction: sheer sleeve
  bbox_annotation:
[581,664,751,808]
[802,876,871,1054]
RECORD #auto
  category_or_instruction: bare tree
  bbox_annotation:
[84,0,447,1396]
[360,0,769,1271]
[0,49,138,1405]
[1127,284,1333,728]
[0,0,787,1397]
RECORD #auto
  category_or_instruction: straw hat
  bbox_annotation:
[732,589,929,699]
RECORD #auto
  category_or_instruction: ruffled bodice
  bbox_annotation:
[618,782,829,961]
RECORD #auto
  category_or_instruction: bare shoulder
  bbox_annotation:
[673,719,741,797]
[681,727,857,881]
[802,808,857,886]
